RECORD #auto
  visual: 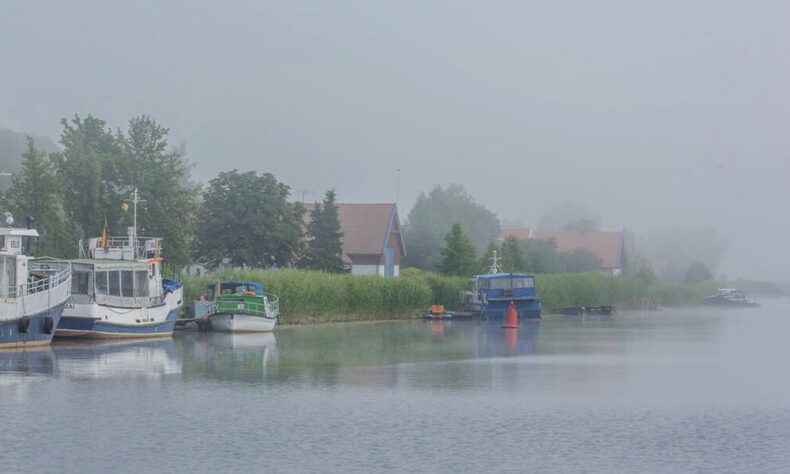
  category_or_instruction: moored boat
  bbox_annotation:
[55,189,184,338]
[457,252,541,320]
[0,217,72,348]
[704,288,759,308]
[202,281,280,332]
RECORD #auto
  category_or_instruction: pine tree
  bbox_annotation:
[300,189,348,273]
[437,222,477,277]
[501,235,529,273]
[6,137,72,256]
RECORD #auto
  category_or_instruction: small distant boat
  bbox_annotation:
[554,305,614,316]
[0,215,72,348]
[202,281,280,332]
[457,251,541,320]
[704,288,759,307]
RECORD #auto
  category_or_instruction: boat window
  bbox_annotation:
[134,271,149,297]
[108,270,120,296]
[71,272,90,295]
[487,277,535,290]
[4,256,15,298]
[95,271,108,295]
[6,256,15,297]
[121,270,134,297]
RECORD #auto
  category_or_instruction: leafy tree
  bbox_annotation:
[645,227,728,282]
[300,189,348,273]
[197,170,304,269]
[636,264,658,286]
[521,237,561,273]
[558,248,603,272]
[402,184,500,270]
[683,261,713,285]
[437,222,477,277]
[537,202,601,231]
[500,235,529,273]
[0,129,59,192]
[5,137,72,256]
[51,115,124,239]
[118,115,198,268]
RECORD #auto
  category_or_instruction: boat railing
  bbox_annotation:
[79,236,163,260]
[1,258,71,300]
[215,292,279,319]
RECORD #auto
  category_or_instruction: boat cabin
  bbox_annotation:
[460,273,541,319]
[207,281,264,300]
[0,227,38,303]
[70,260,165,308]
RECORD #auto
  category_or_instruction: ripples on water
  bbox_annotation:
[2,300,790,472]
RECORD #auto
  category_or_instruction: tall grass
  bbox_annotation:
[180,269,707,322]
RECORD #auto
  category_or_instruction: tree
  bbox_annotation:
[537,202,601,232]
[0,128,59,192]
[402,184,500,270]
[684,261,713,285]
[437,222,477,277]
[51,115,124,239]
[118,115,199,268]
[197,170,304,269]
[5,137,72,256]
[521,237,561,273]
[300,189,348,273]
[500,235,529,273]
[644,227,728,282]
[559,248,603,273]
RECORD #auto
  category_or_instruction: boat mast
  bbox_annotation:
[488,250,501,274]
[124,188,146,258]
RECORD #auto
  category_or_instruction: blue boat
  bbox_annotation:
[0,216,73,348]
[458,252,541,320]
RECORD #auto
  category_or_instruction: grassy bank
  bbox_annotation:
[179,269,707,323]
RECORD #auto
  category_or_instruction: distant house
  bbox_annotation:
[501,229,626,275]
[303,203,406,277]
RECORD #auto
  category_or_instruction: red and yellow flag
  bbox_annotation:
[101,215,108,249]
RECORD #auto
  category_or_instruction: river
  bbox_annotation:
[2,299,789,473]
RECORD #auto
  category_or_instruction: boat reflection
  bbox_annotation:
[51,338,180,379]
[0,347,57,386]
[476,320,541,358]
[176,332,278,382]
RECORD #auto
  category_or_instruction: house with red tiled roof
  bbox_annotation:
[501,229,626,275]
[303,203,406,277]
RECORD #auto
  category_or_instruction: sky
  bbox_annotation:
[1,1,788,281]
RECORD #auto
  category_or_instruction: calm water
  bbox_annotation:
[2,300,790,473]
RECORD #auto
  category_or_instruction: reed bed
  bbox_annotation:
[180,269,706,322]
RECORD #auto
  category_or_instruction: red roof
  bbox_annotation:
[501,228,533,240]
[532,231,623,268]
[302,203,403,262]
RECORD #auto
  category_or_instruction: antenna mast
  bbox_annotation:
[124,188,147,257]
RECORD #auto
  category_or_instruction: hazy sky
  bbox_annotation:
[1,1,788,280]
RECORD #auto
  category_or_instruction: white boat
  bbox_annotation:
[199,281,279,333]
[55,189,184,338]
[0,217,72,348]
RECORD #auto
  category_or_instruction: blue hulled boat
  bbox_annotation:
[458,252,541,320]
[0,216,72,348]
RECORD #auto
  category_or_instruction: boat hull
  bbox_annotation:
[56,289,183,339]
[209,313,277,333]
[0,302,66,349]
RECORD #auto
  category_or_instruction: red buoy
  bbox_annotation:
[502,301,519,329]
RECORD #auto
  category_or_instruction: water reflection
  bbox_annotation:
[176,332,278,382]
[0,347,56,386]
[52,338,181,379]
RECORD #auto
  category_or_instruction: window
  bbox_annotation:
[72,272,90,295]
[5,256,15,298]
[487,277,535,290]
[108,271,120,296]
[121,271,134,297]
[95,271,108,295]
[134,271,149,297]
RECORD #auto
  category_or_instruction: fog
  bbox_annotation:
[1,1,788,280]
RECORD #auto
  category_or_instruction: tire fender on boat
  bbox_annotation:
[18,316,30,333]
[43,316,54,334]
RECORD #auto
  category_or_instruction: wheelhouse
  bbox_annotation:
[207,281,264,300]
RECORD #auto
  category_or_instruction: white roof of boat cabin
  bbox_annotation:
[0,227,39,237]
